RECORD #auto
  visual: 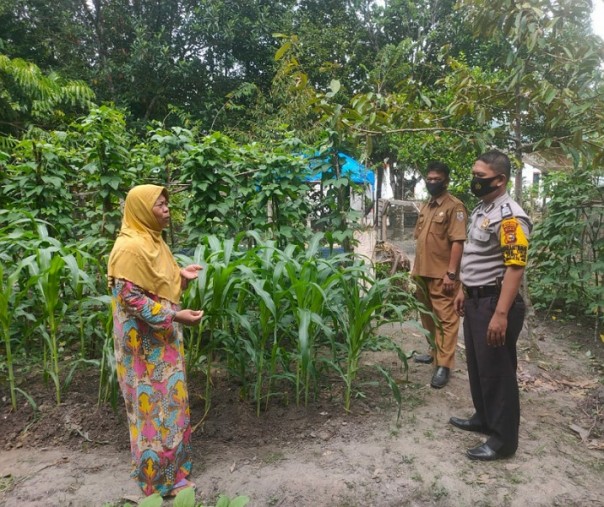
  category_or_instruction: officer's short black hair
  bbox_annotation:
[477,150,511,179]
[426,160,450,180]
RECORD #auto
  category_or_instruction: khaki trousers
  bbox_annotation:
[416,277,461,369]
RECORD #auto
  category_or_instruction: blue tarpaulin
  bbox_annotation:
[305,152,375,188]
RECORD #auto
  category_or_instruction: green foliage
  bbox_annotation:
[75,105,137,238]
[1,105,140,242]
[2,130,76,238]
[180,132,312,248]
[117,488,250,507]
[448,0,604,202]
[1,0,603,441]
[0,212,111,406]
[528,171,603,323]
[0,261,26,409]
[0,53,94,135]
[179,232,424,413]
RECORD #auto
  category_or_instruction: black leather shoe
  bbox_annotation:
[414,353,433,364]
[430,366,449,388]
[466,443,508,461]
[449,416,485,433]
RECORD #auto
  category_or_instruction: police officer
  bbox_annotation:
[412,161,467,388]
[450,150,531,461]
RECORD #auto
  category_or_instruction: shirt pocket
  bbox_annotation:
[414,214,426,239]
[470,227,493,244]
[429,214,447,238]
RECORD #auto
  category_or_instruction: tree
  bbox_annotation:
[0,54,94,138]
[448,0,604,201]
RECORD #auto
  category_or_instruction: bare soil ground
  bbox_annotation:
[1,316,603,507]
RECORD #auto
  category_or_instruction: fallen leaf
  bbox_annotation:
[569,424,590,442]
[230,462,237,473]
[587,440,604,450]
[122,495,141,504]
[477,473,492,484]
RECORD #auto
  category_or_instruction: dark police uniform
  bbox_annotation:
[460,191,531,456]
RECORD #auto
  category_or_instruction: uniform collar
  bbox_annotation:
[429,191,449,207]
[479,191,509,214]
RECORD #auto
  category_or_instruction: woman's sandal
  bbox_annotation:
[167,478,196,497]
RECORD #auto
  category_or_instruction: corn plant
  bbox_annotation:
[250,242,297,411]
[62,248,96,358]
[241,277,278,416]
[24,247,67,404]
[179,244,209,371]
[96,298,119,409]
[180,236,243,415]
[282,235,341,406]
[328,263,415,412]
[0,262,26,410]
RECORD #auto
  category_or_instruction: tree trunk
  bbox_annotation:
[513,89,538,351]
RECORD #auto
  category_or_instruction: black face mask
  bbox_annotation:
[470,175,500,197]
[426,181,447,197]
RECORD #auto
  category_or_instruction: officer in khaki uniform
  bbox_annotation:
[451,150,531,461]
[412,161,467,388]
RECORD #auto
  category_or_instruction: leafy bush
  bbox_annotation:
[528,170,603,325]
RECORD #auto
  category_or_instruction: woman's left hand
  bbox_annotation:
[181,264,203,287]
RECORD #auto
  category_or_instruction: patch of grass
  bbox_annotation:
[507,473,526,485]
[400,454,415,465]
[589,459,604,475]
[431,482,449,501]
[262,451,285,464]
[411,472,423,483]
[406,413,418,425]
[532,444,547,457]
[402,383,427,410]
[0,475,14,494]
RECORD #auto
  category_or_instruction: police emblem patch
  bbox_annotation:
[456,211,464,221]
[500,217,529,266]
[502,220,517,244]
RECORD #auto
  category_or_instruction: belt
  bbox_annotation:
[463,285,500,298]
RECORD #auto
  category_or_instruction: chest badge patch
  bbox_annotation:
[501,203,513,219]
[480,218,490,229]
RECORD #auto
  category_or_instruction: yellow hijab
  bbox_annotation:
[107,184,182,304]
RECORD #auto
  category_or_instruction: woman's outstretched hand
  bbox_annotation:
[175,309,204,326]
[180,264,203,288]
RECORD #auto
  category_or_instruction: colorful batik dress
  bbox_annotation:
[111,279,192,496]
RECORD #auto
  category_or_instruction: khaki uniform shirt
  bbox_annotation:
[460,192,532,287]
[412,192,468,279]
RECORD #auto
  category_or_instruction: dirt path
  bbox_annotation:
[1,318,603,507]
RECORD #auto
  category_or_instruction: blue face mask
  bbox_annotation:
[470,175,500,197]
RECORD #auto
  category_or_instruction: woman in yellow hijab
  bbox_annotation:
[108,184,202,497]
